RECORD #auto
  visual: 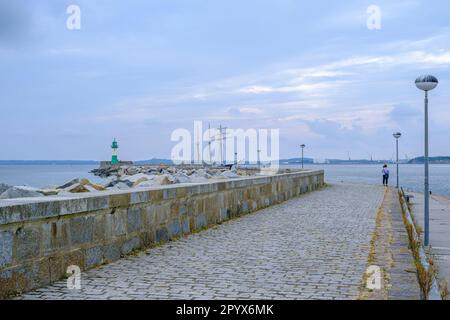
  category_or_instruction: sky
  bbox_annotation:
[1,0,450,161]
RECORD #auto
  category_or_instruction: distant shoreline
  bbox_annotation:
[0,161,99,165]
[2,161,450,166]
[2,154,450,166]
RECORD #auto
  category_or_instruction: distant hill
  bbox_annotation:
[280,157,315,164]
[321,159,389,165]
[408,156,450,164]
[0,159,174,165]
[280,158,392,165]
[0,160,99,165]
[134,158,174,165]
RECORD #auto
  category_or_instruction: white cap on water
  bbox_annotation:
[415,75,438,91]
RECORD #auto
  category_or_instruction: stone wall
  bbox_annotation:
[0,170,324,298]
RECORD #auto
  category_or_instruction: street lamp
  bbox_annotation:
[300,144,306,169]
[393,132,401,189]
[415,75,438,247]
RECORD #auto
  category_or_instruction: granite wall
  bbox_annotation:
[0,170,324,298]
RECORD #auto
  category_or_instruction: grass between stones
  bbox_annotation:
[358,188,391,300]
[398,191,437,300]
[440,280,449,300]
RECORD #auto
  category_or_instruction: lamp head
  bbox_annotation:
[300,144,306,148]
[393,132,402,139]
[415,75,438,91]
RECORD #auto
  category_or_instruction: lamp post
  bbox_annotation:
[415,75,438,247]
[300,144,306,169]
[393,132,401,189]
[257,149,261,169]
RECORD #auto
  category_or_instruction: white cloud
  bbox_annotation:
[238,107,263,114]
[238,85,274,94]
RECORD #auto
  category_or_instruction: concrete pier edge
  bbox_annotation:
[398,188,441,300]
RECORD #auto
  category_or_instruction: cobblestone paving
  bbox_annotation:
[20,183,385,300]
[387,190,421,299]
[359,189,420,300]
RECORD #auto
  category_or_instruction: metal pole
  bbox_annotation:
[424,90,430,247]
[396,138,399,189]
[257,150,261,169]
[219,125,223,165]
[301,148,304,169]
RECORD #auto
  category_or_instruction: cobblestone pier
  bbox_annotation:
[19,183,393,300]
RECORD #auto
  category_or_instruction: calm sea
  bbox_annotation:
[0,164,449,198]
[0,165,102,188]
[303,164,450,198]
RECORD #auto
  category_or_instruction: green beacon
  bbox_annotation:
[111,138,119,165]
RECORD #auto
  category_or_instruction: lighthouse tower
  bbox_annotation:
[111,138,119,165]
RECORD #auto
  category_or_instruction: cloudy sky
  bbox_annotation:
[1,0,450,161]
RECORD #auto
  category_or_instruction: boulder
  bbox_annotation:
[104,179,133,188]
[131,176,155,187]
[84,185,101,192]
[120,173,154,187]
[188,169,211,183]
[39,189,60,196]
[63,179,106,193]
[188,175,209,183]
[0,183,11,194]
[173,173,191,184]
[65,183,90,193]
[56,190,75,197]
[125,166,139,175]
[189,169,210,179]
[79,179,106,191]
[135,180,160,188]
[57,178,80,189]
[0,186,43,199]
[121,173,145,183]
[108,182,131,190]
[220,170,240,179]
[154,175,172,185]
[102,176,119,187]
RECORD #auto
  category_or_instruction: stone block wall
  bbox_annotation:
[0,170,324,298]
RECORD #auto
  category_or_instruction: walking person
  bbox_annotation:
[382,164,390,186]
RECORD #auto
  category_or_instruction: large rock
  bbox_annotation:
[135,180,160,188]
[107,182,131,190]
[39,189,60,196]
[194,169,210,178]
[119,173,155,187]
[104,179,133,188]
[0,183,11,194]
[188,169,211,183]
[57,178,80,189]
[131,177,152,187]
[0,186,43,199]
[79,179,105,191]
[91,167,119,178]
[64,179,105,193]
[121,173,151,183]
[102,176,119,187]
[172,173,192,184]
[125,166,139,176]
[154,175,172,185]
[220,170,240,179]
[65,183,90,193]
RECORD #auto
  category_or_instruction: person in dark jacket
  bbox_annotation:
[382,164,389,186]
